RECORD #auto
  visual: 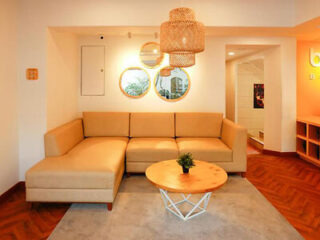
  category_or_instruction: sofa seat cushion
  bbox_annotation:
[126,138,179,162]
[176,138,232,162]
[26,137,128,189]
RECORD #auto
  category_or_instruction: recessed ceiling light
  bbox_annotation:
[228,52,235,56]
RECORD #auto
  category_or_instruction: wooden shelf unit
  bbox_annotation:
[297,116,320,167]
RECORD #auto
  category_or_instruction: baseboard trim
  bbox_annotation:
[263,149,298,157]
[247,138,263,151]
[0,181,25,204]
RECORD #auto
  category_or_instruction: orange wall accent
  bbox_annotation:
[297,41,320,117]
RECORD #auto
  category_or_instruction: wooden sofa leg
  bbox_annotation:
[107,203,113,211]
[126,172,131,178]
[240,172,246,178]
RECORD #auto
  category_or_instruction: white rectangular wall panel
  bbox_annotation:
[81,46,105,96]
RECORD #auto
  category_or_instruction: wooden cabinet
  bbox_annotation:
[297,116,320,167]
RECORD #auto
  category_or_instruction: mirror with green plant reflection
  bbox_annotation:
[119,67,150,98]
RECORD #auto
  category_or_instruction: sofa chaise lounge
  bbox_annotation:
[26,112,247,210]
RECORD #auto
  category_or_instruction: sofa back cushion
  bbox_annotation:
[45,119,84,157]
[83,112,130,137]
[130,113,175,137]
[175,112,223,137]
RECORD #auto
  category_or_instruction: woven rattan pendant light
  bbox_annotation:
[169,52,195,68]
[160,66,174,77]
[160,7,205,67]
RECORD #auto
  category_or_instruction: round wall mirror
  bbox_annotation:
[140,42,164,68]
[119,67,150,98]
[154,67,190,102]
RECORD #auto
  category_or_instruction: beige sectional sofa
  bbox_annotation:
[126,113,178,172]
[26,112,247,210]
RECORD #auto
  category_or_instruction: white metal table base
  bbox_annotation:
[159,188,212,221]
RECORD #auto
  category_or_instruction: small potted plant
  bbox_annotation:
[177,152,195,174]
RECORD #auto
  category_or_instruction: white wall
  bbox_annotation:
[263,47,282,152]
[78,35,225,113]
[0,0,19,194]
[225,62,235,122]
[47,30,79,130]
[225,38,296,152]
[237,60,264,137]
[279,38,297,152]
[17,0,299,180]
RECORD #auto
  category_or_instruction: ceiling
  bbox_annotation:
[238,59,264,74]
[225,45,273,61]
[51,16,320,63]
[51,16,320,41]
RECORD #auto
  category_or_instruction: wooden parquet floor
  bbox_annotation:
[0,147,319,239]
[0,185,69,240]
[247,151,320,240]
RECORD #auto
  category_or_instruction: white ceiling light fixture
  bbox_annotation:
[228,52,235,56]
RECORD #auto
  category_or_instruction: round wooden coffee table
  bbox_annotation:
[146,160,228,221]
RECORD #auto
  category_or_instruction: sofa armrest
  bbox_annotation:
[44,119,84,157]
[221,119,247,171]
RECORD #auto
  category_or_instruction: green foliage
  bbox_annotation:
[159,89,169,97]
[177,152,195,169]
[125,76,149,96]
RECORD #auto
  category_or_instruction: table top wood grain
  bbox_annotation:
[146,160,228,194]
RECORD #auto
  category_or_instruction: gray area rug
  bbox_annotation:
[49,176,303,240]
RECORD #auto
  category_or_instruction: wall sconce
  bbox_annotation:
[310,48,320,67]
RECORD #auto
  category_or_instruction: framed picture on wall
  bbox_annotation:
[254,84,264,109]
